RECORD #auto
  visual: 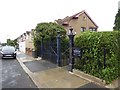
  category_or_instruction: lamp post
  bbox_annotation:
[68,26,75,72]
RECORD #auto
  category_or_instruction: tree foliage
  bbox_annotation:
[34,22,66,40]
[7,39,18,47]
[113,9,120,30]
[32,22,67,51]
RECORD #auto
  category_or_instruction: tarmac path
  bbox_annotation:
[0,56,38,89]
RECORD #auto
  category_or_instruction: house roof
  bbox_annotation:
[16,31,31,40]
[55,10,98,28]
[26,31,31,35]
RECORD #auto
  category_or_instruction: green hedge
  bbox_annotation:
[74,31,120,84]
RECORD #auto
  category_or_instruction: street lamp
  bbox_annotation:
[68,26,76,72]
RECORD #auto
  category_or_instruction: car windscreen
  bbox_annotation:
[2,46,15,52]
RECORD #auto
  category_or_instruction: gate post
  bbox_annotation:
[68,27,75,72]
[57,31,61,66]
[41,36,44,59]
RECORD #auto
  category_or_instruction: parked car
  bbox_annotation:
[0,46,16,59]
[0,46,2,51]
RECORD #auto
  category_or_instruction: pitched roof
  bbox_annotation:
[55,10,98,28]
[26,31,31,34]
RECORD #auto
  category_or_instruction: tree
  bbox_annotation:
[113,9,120,30]
[34,22,66,41]
[1,43,7,46]
[7,39,14,46]
[32,22,67,53]
[7,39,18,47]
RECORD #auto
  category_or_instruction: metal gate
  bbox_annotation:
[40,31,70,66]
[42,39,57,64]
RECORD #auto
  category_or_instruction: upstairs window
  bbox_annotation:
[81,27,86,32]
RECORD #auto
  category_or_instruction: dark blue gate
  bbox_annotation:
[42,40,57,64]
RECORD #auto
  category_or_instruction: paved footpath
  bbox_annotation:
[16,52,110,89]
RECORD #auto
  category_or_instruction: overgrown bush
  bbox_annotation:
[74,31,120,84]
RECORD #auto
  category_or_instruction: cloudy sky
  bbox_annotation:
[0,0,119,43]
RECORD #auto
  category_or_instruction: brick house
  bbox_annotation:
[55,10,98,35]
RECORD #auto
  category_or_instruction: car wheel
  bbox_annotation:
[1,56,4,59]
[14,56,16,59]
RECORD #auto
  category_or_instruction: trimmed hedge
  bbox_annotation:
[74,31,120,84]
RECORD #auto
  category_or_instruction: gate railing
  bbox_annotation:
[42,42,57,64]
[40,31,61,66]
[61,48,69,66]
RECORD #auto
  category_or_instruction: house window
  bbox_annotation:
[89,27,97,32]
[81,27,86,32]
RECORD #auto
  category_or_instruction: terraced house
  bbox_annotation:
[55,10,98,35]
[17,31,34,55]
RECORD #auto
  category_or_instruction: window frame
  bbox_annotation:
[81,27,86,32]
[89,27,97,32]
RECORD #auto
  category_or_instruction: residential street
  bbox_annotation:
[0,0,119,89]
[0,54,38,89]
[0,51,114,89]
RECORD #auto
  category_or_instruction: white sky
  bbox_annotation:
[0,0,119,43]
